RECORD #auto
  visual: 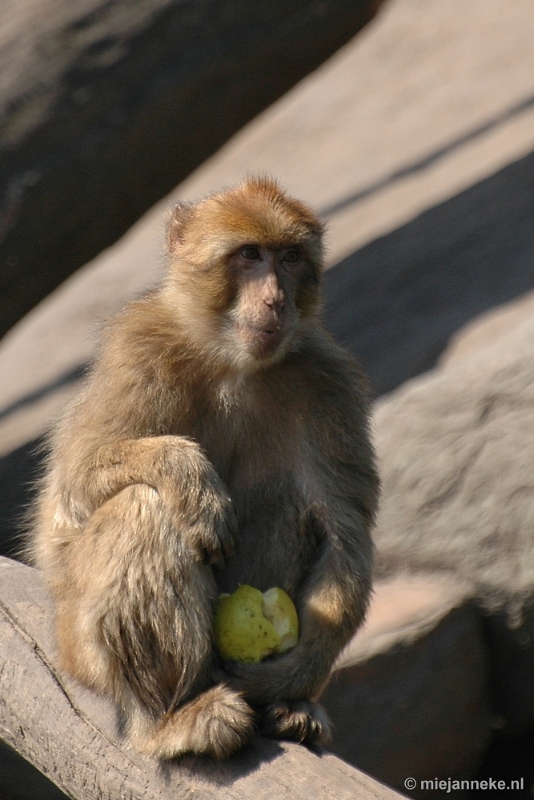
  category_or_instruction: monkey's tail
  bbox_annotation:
[127,683,255,760]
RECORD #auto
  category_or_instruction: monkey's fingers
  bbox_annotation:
[202,504,237,567]
[259,700,332,747]
[181,494,236,567]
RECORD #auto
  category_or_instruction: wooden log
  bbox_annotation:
[0,556,404,800]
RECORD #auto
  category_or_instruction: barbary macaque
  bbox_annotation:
[31,177,379,759]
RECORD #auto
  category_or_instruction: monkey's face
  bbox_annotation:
[225,243,310,366]
[166,177,324,372]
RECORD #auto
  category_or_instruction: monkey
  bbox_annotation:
[30,176,379,760]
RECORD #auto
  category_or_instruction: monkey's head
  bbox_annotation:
[165,177,325,373]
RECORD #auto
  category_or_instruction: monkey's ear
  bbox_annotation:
[167,202,194,250]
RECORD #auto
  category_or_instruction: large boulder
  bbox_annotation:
[319,295,534,792]
[324,149,534,396]
[373,291,534,740]
[373,299,534,612]
[0,0,382,339]
[322,576,494,797]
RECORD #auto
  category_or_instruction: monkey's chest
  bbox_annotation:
[215,475,319,596]
[189,400,318,593]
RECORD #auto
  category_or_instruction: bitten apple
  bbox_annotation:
[214,585,299,663]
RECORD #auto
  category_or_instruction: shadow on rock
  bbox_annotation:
[0,437,44,560]
[323,148,534,397]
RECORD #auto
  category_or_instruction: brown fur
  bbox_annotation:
[30,177,379,759]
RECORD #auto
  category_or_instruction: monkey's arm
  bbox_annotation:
[42,296,236,564]
[44,322,236,566]
[224,497,374,703]
[51,433,235,566]
[48,436,236,571]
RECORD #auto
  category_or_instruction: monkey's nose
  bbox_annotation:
[265,295,286,313]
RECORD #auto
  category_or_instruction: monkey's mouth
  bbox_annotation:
[237,322,283,354]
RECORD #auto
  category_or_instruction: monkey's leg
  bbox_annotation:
[130,683,255,760]
[55,484,253,759]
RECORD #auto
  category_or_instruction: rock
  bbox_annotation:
[483,605,534,738]
[324,150,534,396]
[433,292,534,739]
[373,309,534,612]
[439,290,534,369]
[323,580,494,797]
[334,574,468,670]
[0,0,382,339]
[372,298,534,742]
[310,268,534,788]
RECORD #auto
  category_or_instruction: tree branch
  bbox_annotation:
[0,556,403,800]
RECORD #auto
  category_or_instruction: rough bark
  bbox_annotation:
[0,0,382,340]
[0,556,403,800]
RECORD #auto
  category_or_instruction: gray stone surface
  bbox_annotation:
[370,293,534,742]
[323,604,494,797]
[373,309,534,613]
[320,575,497,796]
[0,0,381,338]
[323,149,534,395]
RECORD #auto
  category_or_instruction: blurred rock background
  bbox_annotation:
[2,0,534,797]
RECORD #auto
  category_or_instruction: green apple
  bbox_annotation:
[261,587,299,653]
[214,584,299,663]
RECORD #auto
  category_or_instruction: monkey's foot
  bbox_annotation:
[259,700,332,747]
[132,685,255,760]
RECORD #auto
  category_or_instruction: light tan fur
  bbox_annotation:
[31,177,379,759]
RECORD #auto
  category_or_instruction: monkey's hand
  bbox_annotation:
[159,444,237,569]
[221,645,327,706]
[221,578,368,704]
[176,471,237,569]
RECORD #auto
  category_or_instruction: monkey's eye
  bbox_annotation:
[240,246,260,260]
[283,248,301,264]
